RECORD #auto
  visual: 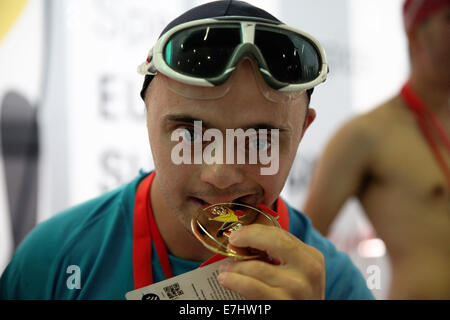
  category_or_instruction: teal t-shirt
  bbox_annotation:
[0,171,374,300]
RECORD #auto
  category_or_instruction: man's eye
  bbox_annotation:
[181,127,200,142]
[249,136,270,151]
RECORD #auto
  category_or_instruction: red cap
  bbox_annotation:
[403,0,450,33]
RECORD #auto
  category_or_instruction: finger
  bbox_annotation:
[220,259,288,287]
[217,271,286,300]
[219,259,325,300]
[228,224,316,265]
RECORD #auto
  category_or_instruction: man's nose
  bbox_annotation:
[232,56,262,87]
[200,163,245,190]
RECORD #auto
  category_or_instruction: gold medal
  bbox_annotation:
[191,202,280,259]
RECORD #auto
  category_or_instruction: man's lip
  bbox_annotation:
[190,195,259,208]
[190,197,211,209]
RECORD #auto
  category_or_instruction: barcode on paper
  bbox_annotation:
[163,282,184,299]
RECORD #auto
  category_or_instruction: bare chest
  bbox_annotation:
[371,118,449,200]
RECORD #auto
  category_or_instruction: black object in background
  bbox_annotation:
[1,91,39,249]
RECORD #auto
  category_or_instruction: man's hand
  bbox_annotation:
[217,224,325,300]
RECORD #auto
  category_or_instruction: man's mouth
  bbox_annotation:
[189,194,259,209]
[190,197,210,209]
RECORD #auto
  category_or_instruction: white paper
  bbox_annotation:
[125,258,244,300]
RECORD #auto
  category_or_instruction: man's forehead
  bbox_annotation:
[147,72,307,133]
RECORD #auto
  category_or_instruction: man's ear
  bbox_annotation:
[301,108,316,139]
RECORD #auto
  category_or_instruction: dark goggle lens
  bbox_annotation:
[164,24,241,78]
[254,27,321,84]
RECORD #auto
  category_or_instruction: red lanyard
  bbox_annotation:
[400,82,450,188]
[133,172,173,289]
[132,171,290,290]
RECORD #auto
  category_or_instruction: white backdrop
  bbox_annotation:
[0,0,409,299]
[0,0,43,283]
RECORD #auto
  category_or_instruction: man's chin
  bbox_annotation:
[171,198,203,234]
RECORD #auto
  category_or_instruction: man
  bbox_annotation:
[304,0,449,299]
[0,0,373,299]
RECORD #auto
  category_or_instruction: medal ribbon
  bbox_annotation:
[400,81,450,188]
[133,172,173,289]
[133,172,290,289]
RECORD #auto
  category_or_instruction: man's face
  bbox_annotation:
[416,6,450,85]
[145,59,315,233]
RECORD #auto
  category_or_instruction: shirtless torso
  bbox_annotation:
[304,95,450,299]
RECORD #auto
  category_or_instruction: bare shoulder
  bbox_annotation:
[364,95,412,126]
[334,95,409,147]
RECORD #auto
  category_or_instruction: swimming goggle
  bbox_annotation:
[138,17,328,102]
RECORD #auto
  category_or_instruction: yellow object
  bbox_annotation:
[0,0,28,43]
[211,209,239,222]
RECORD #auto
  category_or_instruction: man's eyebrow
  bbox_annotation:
[163,114,289,132]
[163,114,212,128]
[241,123,289,132]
